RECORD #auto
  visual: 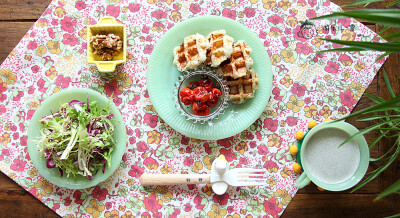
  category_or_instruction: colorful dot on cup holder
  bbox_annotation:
[317,186,325,191]
[295,131,304,140]
[308,120,317,129]
[290,145,298,155]
[293,163,301,173]
[324,118,332,122]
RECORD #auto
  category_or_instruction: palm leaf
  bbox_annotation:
[375,52,391,63]
[356,114,400,121]
[387,0,400,7]
[375,172,400,200]
[320,39,400,53]
[311,9,400,28]
[342,0,386,6]
[351,138,400,192]
[368,130,390,150]
[317,47,366,53]
[383,69,396,98]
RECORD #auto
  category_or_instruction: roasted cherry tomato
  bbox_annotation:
[207,93,218,107]
[192,102,210,116]
[198,78,214,92]
[187,81,200,89]
[211,88,222,98]
[179,87,194,105]
[193,86,209,103]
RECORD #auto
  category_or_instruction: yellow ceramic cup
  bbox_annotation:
[87,17,127,73]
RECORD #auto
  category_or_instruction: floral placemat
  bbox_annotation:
[0,0,385,217]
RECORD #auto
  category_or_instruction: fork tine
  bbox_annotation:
[238,182,268,186]
[238,178,268,182]
[234,168,267,174]
[238,173,268,178]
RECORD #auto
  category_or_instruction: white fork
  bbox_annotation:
[211,168,268,187]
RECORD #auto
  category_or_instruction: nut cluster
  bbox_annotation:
[90,32,123,61]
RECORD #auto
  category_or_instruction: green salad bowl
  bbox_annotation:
[27,88,127,189]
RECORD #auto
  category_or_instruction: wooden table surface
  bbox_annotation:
[0,0,399,217]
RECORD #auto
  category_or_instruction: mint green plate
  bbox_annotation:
[27,88,127,189]
[146,16,272,140]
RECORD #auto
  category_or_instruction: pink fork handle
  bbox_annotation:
[140,174,211,186]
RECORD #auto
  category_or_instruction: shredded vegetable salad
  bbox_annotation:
[38,98,116,180]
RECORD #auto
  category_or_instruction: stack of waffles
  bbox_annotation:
[173,30,259,104]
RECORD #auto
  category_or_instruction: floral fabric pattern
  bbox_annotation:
[0,0,384,217]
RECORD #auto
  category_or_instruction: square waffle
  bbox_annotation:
[217,40,253,79]
[173,34,211,72]
[206,30,234,67]
[225,69,259,104]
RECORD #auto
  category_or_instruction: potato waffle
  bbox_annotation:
[173,34,211,72]
[225,69,259,104]
[206,30,234,67]
[217,40,253,79]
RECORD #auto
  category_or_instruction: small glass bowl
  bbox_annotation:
[173,67,230,124]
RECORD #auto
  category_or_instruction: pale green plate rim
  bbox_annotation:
[27,88,127,189]
[146,15,273,140]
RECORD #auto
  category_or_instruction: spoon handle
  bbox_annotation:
[140,174,211,186]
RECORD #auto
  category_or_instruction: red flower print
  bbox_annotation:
[75,1,86,10]
[142,212,151,218]
[27,41,38,50]
[135,129,142,137]
[286,117,298,126]
[264,118,278,132]
[338,18,351,28]
[73,190,84,204]
[263,197,282,217]
[0,82,6,94]
[194,195,206,210]
[137,141,149,152]
[181,136,189,145]
[219,148,236,161]
[308,0,317,6]
[244,7,255,18]
[264,160,279,173]
[291,83,306,97]
[20,136,27,146]
[339,54,353,66]
[293,26,308,43]
[47,28,55,38]
[183,157,194,166]
[13,91,24,101]
[106,5,120,18]
[267,15,283,25]
[340,89,357,108]
[142,26,150,34]
[143,193,162,212]
[128,3,140,12]
[239,157,249,165]
[217,137,233,148]
[64,197,72,206]
[295,42,312,55]
[60,17,77,33]
[306,9,317,18]
[0,94,6,102]
[0,105,6,115]
[144,157,159,170]
[144,45,154,54]
[324,61,339,74]
[272,87,283,101]
[27,110,35,120]
[51,19,58,26]
[203,143,212,154]
[52,203,60,211]
[128,165,144,177]
[183,203,192,212]
[10,159,26,171]
[169,208,180,218]
[259,31,267,39]
[0,148,10,161]
[258,144,268,155]
[222,8,237,20]
[151,10,167,20]
[189,3,201,14]
[250,141,258,149]
[143,113,158,128]
[104,80,122,98]
[305,97,311,104]
[62,34,78,46]
[92,186,108,201]
[55,75,71,88]
[213,193,229,205]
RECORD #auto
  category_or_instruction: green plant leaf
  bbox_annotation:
[368,130,390,150]
[383,69,396,98]
[375,178,400,200]
[356,114,400,121]
[311,9,400,28]
[337,95,400,121]
[383,31,400,40]
[364,93,385,104]
[351,137,400,192]
[374,26,390,40]
[370,136,397,161]
[320,38,400,53]
[317,47,366,53]
[342,0,385,7]
[339,118,400,147]
[387,0,400,7]
[375,52,391,63]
